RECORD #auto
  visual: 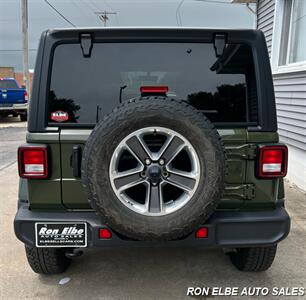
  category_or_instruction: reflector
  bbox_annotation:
[195,227,208,238]
[99,228,112,239]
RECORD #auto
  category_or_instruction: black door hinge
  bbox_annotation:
[226,144,257,160]
[80,33,93,58]
[224,184,255,201]
[213,33,227,57]
[246,144,257,159]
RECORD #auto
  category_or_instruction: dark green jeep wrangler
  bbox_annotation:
[14,28,290,274]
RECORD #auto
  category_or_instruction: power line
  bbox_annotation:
[44,0,76,27]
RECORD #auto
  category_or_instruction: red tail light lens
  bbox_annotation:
[99,228,112,239]
[24,91,28,102]
[195,227,208,238]
[18,146,48,178]
[258,145,288,178]
[140,86,169,94]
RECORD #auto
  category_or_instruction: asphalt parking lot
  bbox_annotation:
[0,119,305,300]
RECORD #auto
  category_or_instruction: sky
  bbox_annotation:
[0,0,256,71]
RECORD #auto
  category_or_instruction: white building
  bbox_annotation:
[257,0,306,191]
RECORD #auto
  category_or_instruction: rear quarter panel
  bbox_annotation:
[25,132,62,209]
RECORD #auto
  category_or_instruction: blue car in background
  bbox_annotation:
[0,77,28,121]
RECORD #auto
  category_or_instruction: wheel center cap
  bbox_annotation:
[147,164,162,184]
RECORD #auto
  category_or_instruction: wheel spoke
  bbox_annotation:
[125,136,151,162]
[166,167,196,179]
[114,172,144,192]
[166,171,196,192]
[110,126,200,216]
[159,136,185,164]
[147,184,163,213]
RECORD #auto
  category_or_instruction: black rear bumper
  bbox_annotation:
[14,204,290,248]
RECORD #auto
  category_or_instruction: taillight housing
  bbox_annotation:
[257,145,288,178]
[18,146,48,179]
[24,91,28,102]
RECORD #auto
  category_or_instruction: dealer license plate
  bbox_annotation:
[35,222,87,247]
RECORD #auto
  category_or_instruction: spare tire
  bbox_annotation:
[82,97,226,240]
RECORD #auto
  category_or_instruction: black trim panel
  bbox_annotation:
[15,204,290,248]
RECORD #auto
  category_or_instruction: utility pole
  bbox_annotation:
[21,0,30,97]
[95,11,117,27]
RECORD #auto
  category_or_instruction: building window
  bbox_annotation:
[279,0,306,66]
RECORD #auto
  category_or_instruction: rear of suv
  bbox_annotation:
[14,28,290,274]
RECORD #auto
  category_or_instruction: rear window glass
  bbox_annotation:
[48,42,257,124]
[0,80,19,89]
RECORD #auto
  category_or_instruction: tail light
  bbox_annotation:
[18,146,48,178]
[140,86,168,94]
[195,227,208,238]
[24,91,28,102]
[99,228,112,239]
[257,145,288,178]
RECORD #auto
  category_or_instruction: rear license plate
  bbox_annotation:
[35,222,87,248]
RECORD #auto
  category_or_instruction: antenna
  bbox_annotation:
[95,11,117,27]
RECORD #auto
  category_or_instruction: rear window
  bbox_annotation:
[0,79,19,89]
[48,42,257,125]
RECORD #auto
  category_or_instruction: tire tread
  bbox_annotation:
[25,245,70,274]
[230,245,277,272]
[82,96,227,240]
